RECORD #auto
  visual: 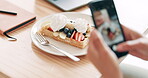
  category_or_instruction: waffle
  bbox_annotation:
[39,24,93,49]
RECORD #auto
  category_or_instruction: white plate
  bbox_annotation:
[31,12,94,56]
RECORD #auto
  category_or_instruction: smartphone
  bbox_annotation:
[89,0,128,58]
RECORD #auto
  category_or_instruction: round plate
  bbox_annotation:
[31,12,94,56]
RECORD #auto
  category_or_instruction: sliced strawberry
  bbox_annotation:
[74,32,77,40]
[74,32,79,41]
[81,35,85,41]
[78,33,82,41]
[70,31,76,39]
[48,27,53,31]
[76,33,79,41]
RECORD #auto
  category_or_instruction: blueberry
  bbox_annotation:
[72,29,75,32]
[74,28,77,32]
[83,33,86,36]
[68,29,74,33]
[67,32,71,38]
[59,28,64,32]
[64,28,69,34]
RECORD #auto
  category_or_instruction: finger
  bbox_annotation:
[91,30,117,59]
[87,35,101,65]
[121,25,142,40]
[88,30,120,74]
[88,30,98,54]
[117,39,140,52]
[87,38,98,57]
[87,30,100,58]
[129,51,148,60]
[91,30,108,51]
[87,43,99,63]
[88,30,109,59]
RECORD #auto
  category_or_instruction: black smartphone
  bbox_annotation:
[89,0,128,58]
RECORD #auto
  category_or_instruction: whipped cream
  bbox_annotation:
[74,18,88,33]
[48,14,68,32]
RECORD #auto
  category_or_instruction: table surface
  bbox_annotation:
[0,0,148,78]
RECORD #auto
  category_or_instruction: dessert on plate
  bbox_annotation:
[39,14,93,48]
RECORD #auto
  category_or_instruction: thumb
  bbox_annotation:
[117,40,139,52]
[91,30,117,59]
[91,30,109,51]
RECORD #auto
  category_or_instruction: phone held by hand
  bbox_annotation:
[89,0,128,58]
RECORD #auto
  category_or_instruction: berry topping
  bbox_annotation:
[64,28,69,34]
[74,32,79,41]
[48,27,53,31]
[73,32,85,41]
[74,28,77,32]
[81,35,85,41]
[83,33,86,36]
[59,28,64,32]
[70,31,76,39]
[67,32,72,38]
[78,33,82,41]
[69,29,73,33]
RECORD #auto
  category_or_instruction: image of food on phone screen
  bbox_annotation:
[93,9,124,46]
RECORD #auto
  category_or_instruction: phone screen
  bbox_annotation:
[93,8,124,46]
[89,0,128,58]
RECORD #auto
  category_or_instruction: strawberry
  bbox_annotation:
[74,32,76,40]
[78,33,82,41]
[48,27,53,31]
[81,35,85,41]
[74,32,79,41]
[70,31,76,39]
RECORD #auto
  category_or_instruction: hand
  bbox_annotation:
[117,26,148,60]
[87,30,123,78]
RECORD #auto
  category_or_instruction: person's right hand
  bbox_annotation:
[117,26,148,60]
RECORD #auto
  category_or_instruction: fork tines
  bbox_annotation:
[35,32,48,43]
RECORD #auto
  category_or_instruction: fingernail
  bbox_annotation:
[112,45,117,51]
[117,45,123,52]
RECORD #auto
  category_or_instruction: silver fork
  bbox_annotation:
[34,32,80,61]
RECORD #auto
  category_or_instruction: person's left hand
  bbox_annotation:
[87,30,123,78]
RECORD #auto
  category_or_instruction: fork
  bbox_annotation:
[34,32,80,61]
